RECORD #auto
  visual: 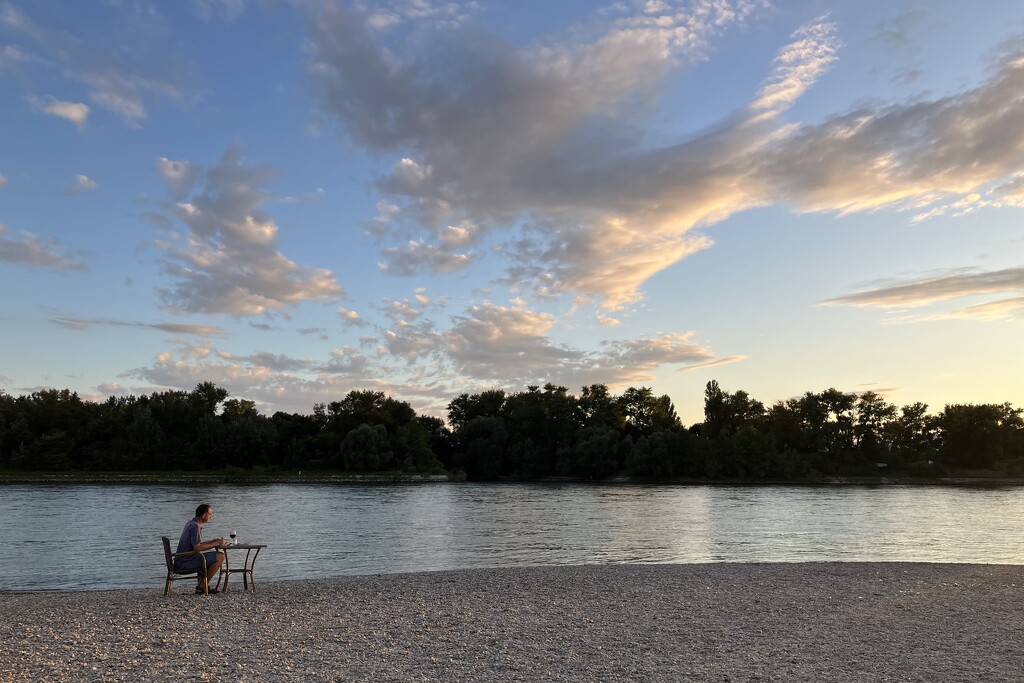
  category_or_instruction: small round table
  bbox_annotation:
[217,543,267,593]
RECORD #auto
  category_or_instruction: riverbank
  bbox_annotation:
[2,563,1022,682]
[0,471,451,484]
[2,471,1023,485]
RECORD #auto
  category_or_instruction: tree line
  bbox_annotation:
[1,380,1022,479]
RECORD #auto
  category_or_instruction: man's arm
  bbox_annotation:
[187,521,225,552]
[195,538,226,551]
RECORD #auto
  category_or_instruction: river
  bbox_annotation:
[1,482,1021,590]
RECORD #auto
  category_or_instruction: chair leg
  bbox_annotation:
[165,575,173,596]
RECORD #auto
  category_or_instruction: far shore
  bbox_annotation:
[2,563,1022,682]
[2,470,1023,486]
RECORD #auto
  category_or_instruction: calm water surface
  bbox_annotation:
[1,483,1021,591]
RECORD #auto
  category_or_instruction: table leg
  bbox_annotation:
[220,550,231,592]
[248,547,262,593]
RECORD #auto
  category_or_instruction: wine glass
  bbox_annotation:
[230,530,237,546]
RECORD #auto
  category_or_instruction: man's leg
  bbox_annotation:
[196,551,221,592]
[207,551,224,588]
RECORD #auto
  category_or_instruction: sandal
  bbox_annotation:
[195,586,219,594]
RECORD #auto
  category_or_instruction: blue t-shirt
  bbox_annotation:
[174,518,202,569]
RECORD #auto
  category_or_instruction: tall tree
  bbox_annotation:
[447,390,506,433]
[502,384,580,476]
[703,380,728,437]
[620,387,680,439]
[936,403,1024,469]
[854,391,897,461]
[577,384,625,430]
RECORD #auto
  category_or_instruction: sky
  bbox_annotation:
[1,0,1023,425]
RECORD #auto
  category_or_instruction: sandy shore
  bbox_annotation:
[2,563,1022,682]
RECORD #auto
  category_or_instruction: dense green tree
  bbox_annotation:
[713,428,778,479]
[793,389,856,458]
[577,384,625,431]
[703,381,728,438]
[557,425,623,480]
[78,396,131,470]
[885,402,937,466]
[627,430,701,478]
[508,438,546,479]
[703,381,766,437]
[190,382,229,419]
[126,402,165,469]
[327,390,415,438]
[223,412,277,469]
[1,380,1022,481]
[340,423,394,471]
[395,419,442,472]
[0,391,15,466]
[194,413,228,469]
[762,399,803,455]
[270,411,319,469]
[447,390,506,433]
[502,384,580,476]
[415,415,454,469]
[619,387,680,439]
[22,430,75,470]
[457,416,509,479]
[853,392,897,462]
[936,403,1024,469]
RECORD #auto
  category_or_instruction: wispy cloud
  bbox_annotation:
[152,144,344,316]
[121,296,733,417]
[0,171,7,188]
[4,3,194,127]
[749,18,839,117]
[677,355,747,372]
[337,307,367,327]
[820,267,1024,308]
[760,49,1024,217]
[0,42,35,68]
[442,301,576,381]
[0,222,87,271]
[27,95,89,129]
[221,350,314,373]
[867,10,929,52]
[192,0,247,23]
[384,320,442,363]
[51,315,228,337]
[820,267,1024,322]
[156,157,200,200]
[382,298,422,322]
[65,174,98,195]
[440,300,727,388]
[931,297,1024,322]
[278,187,325,205]
[379,237,475,276]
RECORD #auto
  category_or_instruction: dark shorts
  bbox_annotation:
[174,550,218,572]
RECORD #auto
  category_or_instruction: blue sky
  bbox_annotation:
[2,0,1023,424]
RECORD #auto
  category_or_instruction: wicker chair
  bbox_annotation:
[162,536,209,595]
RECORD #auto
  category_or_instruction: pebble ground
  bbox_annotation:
[2,563,1022,682]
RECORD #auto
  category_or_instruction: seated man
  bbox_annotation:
[175,503,227,594]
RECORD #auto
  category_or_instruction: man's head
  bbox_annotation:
[195,503,213,522]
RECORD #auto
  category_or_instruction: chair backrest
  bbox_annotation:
[161,536,174,570]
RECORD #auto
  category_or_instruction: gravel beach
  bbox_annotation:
[2,563,1022,682]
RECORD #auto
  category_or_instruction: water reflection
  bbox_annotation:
[0,483,1021,590]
